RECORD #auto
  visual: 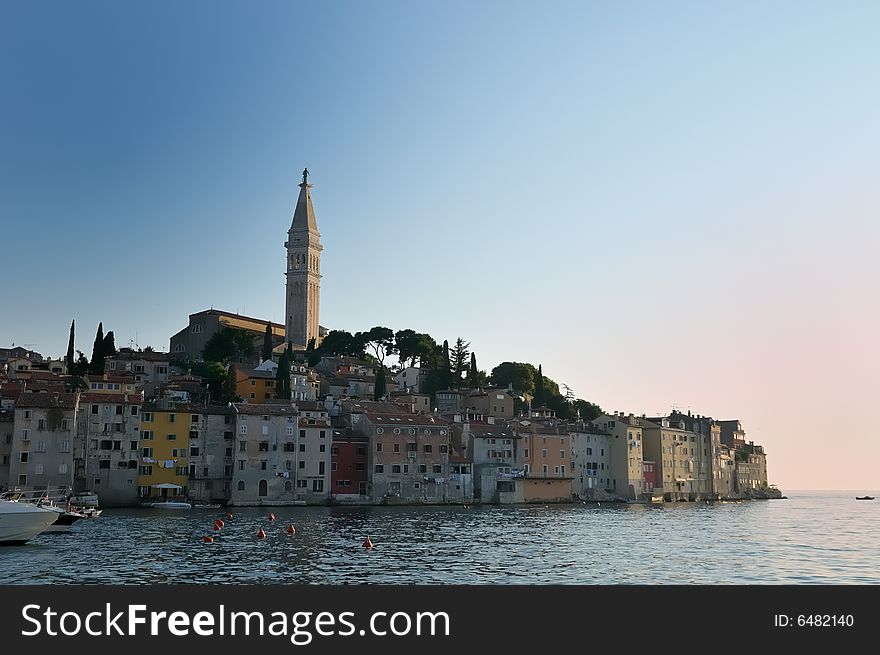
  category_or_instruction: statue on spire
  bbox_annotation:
[302,167,309,185]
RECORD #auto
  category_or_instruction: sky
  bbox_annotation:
[1,1,878,491]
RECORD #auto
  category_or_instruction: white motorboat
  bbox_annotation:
[0,499,60,545]
[150,501,192,509]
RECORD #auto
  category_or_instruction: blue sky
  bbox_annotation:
[2,1,878,489]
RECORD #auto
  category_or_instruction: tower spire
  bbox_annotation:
[290,167,318,232]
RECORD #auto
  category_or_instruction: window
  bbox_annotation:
[259,442,269,452]
[167,434,176,441]
[238,460,245,471]
[116,405,123,415]
[542,449,548,458]
[433,465,442,474]
[376,443,383,453]
[141,447,153,457]
[131,406,139,416]
[331,462,337,471]
[407,442,416,452]
[312,480,323,492]
[240,425,248,435]
[261,461,267,470]
[423,444,432,454]
[239,442,247,452]
[299,443,306,452]
[18,475,26,486]
[392,465,401,473]
[34,463,44,475]
[319,444,326,453]
[542,465,548,475]
[319,430,326,438]
[298,461,305,469]
[261,425,269,436]
[58,463,68,474]
[419,465,427,473]
[189,430,198,440]
[330,446,338,455]
[190,447,200,456]
[237,481,245,491]
[287,426,294,436]
[393,443,401,453]
[38,419,46,430]
[20,429,30,441]
[374,464,384,473]
[297,480,307,489]
[283,443,295,452]
[35,440,46,453]
[23,410,31,419]
[440,445,448,453]
[142,430,153,441]
[169,413,176,423]
[99,460,111,470]
[560,450,566,459]
[60,440,71,453]
[318,461,325,475]
[284,481,292,492]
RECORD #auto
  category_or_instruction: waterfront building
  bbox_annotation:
[76,391,143,506]
[330,427,369,502]
[105,348,171,396]
[569,423,613,499]
[0,409,14,489]
[458,416,525,504]
[518,422,573,502]
[357,408,451,504]
[735,441,769,494]
[591,413,646,500]
[9,392,79,491]
[642,416,712,501]
[137,404,190,502]
[184,404,237,505]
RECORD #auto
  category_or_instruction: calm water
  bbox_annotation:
[2,491,877,584]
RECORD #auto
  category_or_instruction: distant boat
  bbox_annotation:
[194,504,221,509]
[855,496,875,501]
[151,501,192,509]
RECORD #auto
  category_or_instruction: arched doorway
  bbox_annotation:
[258,479,268,497]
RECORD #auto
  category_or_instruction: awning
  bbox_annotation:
[151,483,183,489]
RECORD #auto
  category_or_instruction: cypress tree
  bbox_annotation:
[65,320,75,368]
[469,352,477,379]
[534,364,546,407]
[90,322,105,373]
[374,367,386,401]
[102,331,117,357]
[262,324,273,363]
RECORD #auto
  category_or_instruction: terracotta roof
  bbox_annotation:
[15,392,79,409]
[364,412,447,427]
[295,400,326,412]
[80,392,143,404]
[234,403,297,416]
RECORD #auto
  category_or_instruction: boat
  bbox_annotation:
[42,506,87,533]
[71,492,99,508]
[150,501,192,509]
[0,499,60,545]
[79,507,102,518]
[855,496,875,501]
[193,503,221,509]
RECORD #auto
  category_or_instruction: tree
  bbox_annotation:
[69,350,90,377]
[102,331,117,358]
[65,320,75,368]
[262,324,273,363]
[534,365,546,407]
[573,399,602,422]
[395,330,437,368]
[89,322,105,373]
[489,362,536,395]
[466,352,488,387]
[316,330,363,358]
[449,338,470,387]
[356,326,395,365]
[202,328,256,363]
[374,367,387,401]
[185,360,235,404]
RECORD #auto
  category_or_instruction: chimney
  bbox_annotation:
[487,416,495,425]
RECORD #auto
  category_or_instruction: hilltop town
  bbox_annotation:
[0,171,779,507]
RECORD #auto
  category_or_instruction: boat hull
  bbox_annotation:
[0,500,60,545]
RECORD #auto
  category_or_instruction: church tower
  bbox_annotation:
[284,168,322,348]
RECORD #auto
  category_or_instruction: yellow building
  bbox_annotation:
[137,404,190,501]
[234,366,278,404]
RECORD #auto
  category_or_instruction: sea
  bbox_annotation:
[2,490,877,584]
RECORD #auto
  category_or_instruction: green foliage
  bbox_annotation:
[449,338,470,387]
[572,399,602,422]
[89,322,105,374]
[534,365,546,406]
[185,360,237,404]
[202,327,256,363]
[316,330,364,358]
[374,367,387,401]
[356,326,395,364]
[68,350,90,377]
[102,331,117,358]
[262,324,273,363]
[394,330,437,368]
[65,320,75,368]
[489,362,536,395]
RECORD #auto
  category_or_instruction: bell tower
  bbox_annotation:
[284,168,322,348]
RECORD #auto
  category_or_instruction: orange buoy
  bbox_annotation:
[268,512,276,522]
[225,511,233,519]
[257,527,267,539]
[286,524,296,535]
[213,523,221,531]
[215,519,225,528]
[203,536,214,543]
[362,536,374,549]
